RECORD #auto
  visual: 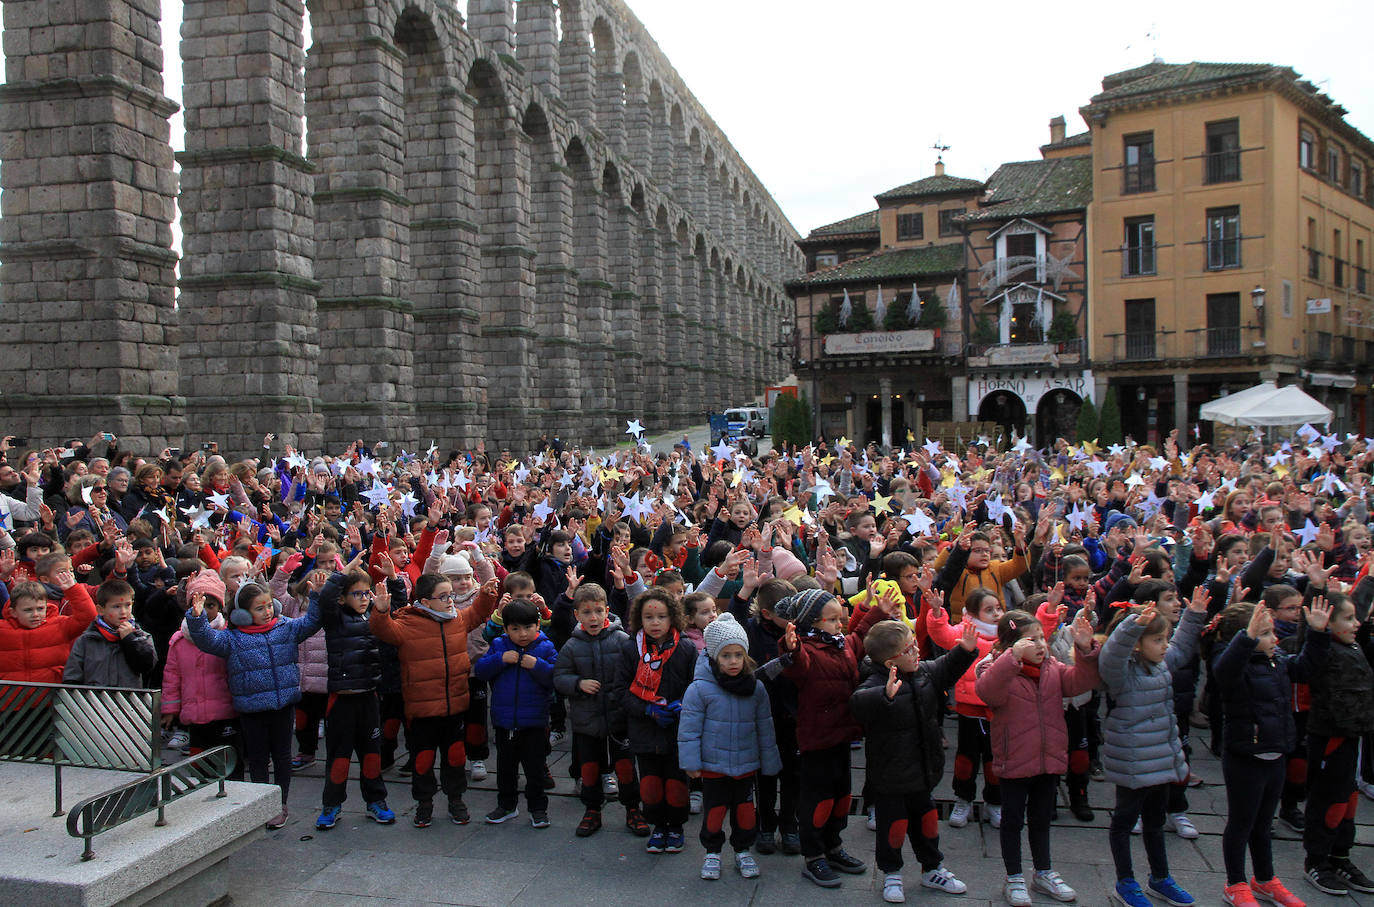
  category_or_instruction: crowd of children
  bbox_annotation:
[2,425,1374,905]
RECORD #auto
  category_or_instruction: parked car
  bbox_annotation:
[724,407,767,438]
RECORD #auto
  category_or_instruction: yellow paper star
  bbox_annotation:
[1274,464,1290,478]
[820,455,836,468]
[781,506,805,526]
[836,436,852,450]
[599,467,623,483]
[1050,467,1066,482]
[906,430,915,442]
[940,470,957,489]
[1081,439,1099,457]
[871,492,894,515]
[731,469,747,487]
[1065,445,1078,458]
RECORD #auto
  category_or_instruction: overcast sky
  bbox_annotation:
[139,0,1372,240]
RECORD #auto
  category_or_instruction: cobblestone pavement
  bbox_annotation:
[223,716,1374,907]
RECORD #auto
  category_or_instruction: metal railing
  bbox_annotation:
[1123,162,1155,194]
[66,746,236,861]
[1186,325,1260,358]
[1103,331,1173,361]
[1204,151,1241,183]
[1121,244,1157,277]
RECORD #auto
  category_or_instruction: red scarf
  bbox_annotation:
[1019,661,1042,680]
[238,617,280,634]
[94,619,121,642]
[629,629,679,705]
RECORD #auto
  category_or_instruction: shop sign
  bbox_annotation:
[986,343,1056,366]
[1307,297,1332,314]
[824,329,935,356]
[969,371,1093,414]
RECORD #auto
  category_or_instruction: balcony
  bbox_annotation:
[1309,331,1332,360]
[1204,151,1242,184]
[1121,245,1157,278]
[1204,238,1242,271]
[1122,163,1155,194]
[1308,248,1322,280]
[1102,331,1175,362]
[1187,325,1261,358]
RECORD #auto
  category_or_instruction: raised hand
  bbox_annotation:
[782,621,798,652]
[959,618,978,651]
[884,663,902,699]
[1305,596,1333,632]
[1187,585,1211,614]
[189,592,205,617]
[372,582,391,613]
[1134,602,1158,626]
[1071,609,1095,650]
[1246,603,1274,640]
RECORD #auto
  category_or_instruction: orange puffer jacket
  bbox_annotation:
[0,586,98,682]
[369,587,499,720]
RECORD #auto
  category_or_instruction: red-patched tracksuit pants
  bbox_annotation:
[408,713,468,805]
[636,751,690,829]
[573,732,639,811]
[798,743,852,858]
[322,692,387,808]
[699,773,759,853]
[1305,734,1360,869]
[873,789,944,874]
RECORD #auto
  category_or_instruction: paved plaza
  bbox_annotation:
[226,722,1374,907]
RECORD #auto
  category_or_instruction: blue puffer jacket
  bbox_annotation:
[1100,608,1205,788]
[677,653,782,778]
[472,631,557,729]
[186,597,321,714]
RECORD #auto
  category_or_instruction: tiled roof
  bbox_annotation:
[785,243,963,289]
[1087,61,1276,106]
[875,173,984,201]
[806,209,879,239]
[1040,130,1091,152]
[960,156,1092,223]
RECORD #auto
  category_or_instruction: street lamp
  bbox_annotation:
[1251,285,1267,346]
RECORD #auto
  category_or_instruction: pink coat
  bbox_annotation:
[162,627,237,725]
[974,645,1100,780]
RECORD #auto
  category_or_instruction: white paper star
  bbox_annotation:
[922,438,941,457]
[710,439,734,463]
[1322,434,1342,452]
[284,452,309,471]
[809,479,836,502]
[207,490,231,511]
[1295,519,1321,546]
[357,457,380,478]
[1065,503,1088,532]
[1012,436,1032,455]
[399,492,420,519]
[513,465,531,484]
[1148,456,1169,472]
[626,419,645,437]
[1125,474,1145,488]
[1194,489,1216,511]
[1297,424,1321,443]
[532,501,554,523]
[180,504,214,529]
[986,496,1007,522]
[361,483,393,509]
[902,507,935,537]
[557,473,573,490]
[1108,443,1127,458]
[1087,460,1110,478]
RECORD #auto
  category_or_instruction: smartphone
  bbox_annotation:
[202,442,212,450]
[167,447,180,458]
[8,437,26,447]
[102,432,114,441]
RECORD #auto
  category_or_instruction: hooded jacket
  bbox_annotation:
[926,604,997,717]
[318,572,381,693]
[0,585,97,682]
[614,630,698,755]
[162,617,236,724]
[677,653,782,778]
[185,596,322,713]
[64,619,157,688]
[473,630,558,729]
[552,616,637,737]
[368,587,499,720]
[781,604,888,751]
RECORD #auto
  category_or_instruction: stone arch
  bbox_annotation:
[567,136,613,437]
[688,127,706,214]
[669,103,687,200]
[591,17,624,151]
[648,81,672,192]
[623,52,650,173]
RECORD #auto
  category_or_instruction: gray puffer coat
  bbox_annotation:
[1100,608,1206,789]
[552,616,637,738]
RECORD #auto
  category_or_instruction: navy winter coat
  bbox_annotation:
[319,573,381,693]
[186,597,321,713]
[678,653,782,778]
[1212,626,1328,757]
[473,631,557,729]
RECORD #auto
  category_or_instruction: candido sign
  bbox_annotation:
[970,371,1093,412]
[824,329,936,356]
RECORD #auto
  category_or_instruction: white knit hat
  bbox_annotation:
[440,550,473,577]
[704,612,750,660]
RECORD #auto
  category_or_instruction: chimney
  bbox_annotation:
[1049,115,1066,145]
[934,160,946,177]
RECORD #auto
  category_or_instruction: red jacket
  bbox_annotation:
[974,645,1101,780]
[0,585,98,683]
[783,604,886,752]
[926,606,996,718]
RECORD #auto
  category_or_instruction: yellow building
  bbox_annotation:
[1082,61,1374,441]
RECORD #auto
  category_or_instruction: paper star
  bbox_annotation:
[1050,466,1066,482]
[986,496,1007,522]
[207,490,231,511]
[1148,456,1169,472]
[357,457,380,478]
[922,438,941,457]
[976,434,991,448]
[780,506,805,526]
[947,485,969,513]
[180,504,214,529]
[710,439,734,463]
[871,492,894,516]
[1125,474,1145,488]
[81,485,94,505]
[906,430,915,442]
[1087,460,1109,478]
[902,507,934,537]
[1319,472,1348,495]
[557,473,573,490]
[1065,504,1088,533]
[361,483,393,509]
[1297,424,1321,443]
[451,471,470,492]
[626,419,645,437]
[1012,436,1032,455]
[836,436,852,450]
[532,501,554,523]
[731,468,755,488]
[284,452,309,471]
[513,465,531,484]
[809,479,836,502]
[1194,489,1216,511]
[426,441,438,459]
[1295,519,1321,546]
[474,527,493,546]
[1322,434,1342,453]
[398,492,420,519]
[332,459,348,476]
[1108,443,1126,457]
[1264,452,1290,468]
[599,466,624,483]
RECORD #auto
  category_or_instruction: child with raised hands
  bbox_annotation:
[1210,596,1331,906]
[677,613,781,882]
[851,616,978,903]
[975,606,1100,907]
[1033,583,1099,821]
[928,586,1003,830]
[1098,587,1210,907]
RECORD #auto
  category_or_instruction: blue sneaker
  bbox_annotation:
[664,827,685,852]
[1110,878,1151,907]
[366,800,396,824]
[315,805,341,830]
[1148,876,1195,906]
[645,828,667,853]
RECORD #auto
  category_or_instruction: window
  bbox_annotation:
[1307,218,1321,279]
[1206,293,1241,356]
[1359,240,1367,295]
[1334,229,1344,287]
[815,252,838,269]
[1009,298,1038,343]
[896,212,923,241]
[1205,206,1241,270]
[938,209,960,237]
[1123,216,1156,276]
[1353,160,1365,197]
[1328,144,1343,182]
[1300,130,1316,170]
[1004,233,1037,260]
[1123,132,1155,193]
[1124,298,1156,359]
[1205,119,1241,183]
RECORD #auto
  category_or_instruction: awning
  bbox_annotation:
[1305,371,1357,389]
[1199,381,1333,427]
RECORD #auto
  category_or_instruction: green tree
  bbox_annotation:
[915,296,947,329]
[1097,387,1123,445]
[848,299,875,332]
[814,305,838,334]
[771,393,814,449]
[883,300,912,331]
[972,313,998,345]
[1074,396,1098,443]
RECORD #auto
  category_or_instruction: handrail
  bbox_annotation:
[65,745,237,861]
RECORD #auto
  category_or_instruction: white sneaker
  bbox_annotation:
[884,872,906,903]
[948,799,972,828]
[986,804,1003,828]
[701,852,721,880]
[1167,813,1198,839]
[167,729,190,750]
[866,805,878,830]
[467,760,487,781]
[1359,779,1374,801]
[735,851,759,879]
[921,865,968,895]
[1032,869,1077,902]
[601,773,618,796]
[548,729,565,746]
[1004,875,1032,906]
[1132,816,1143,835]
[689,790,703,814]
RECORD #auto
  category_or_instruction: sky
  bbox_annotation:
[129,0,1374,241]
